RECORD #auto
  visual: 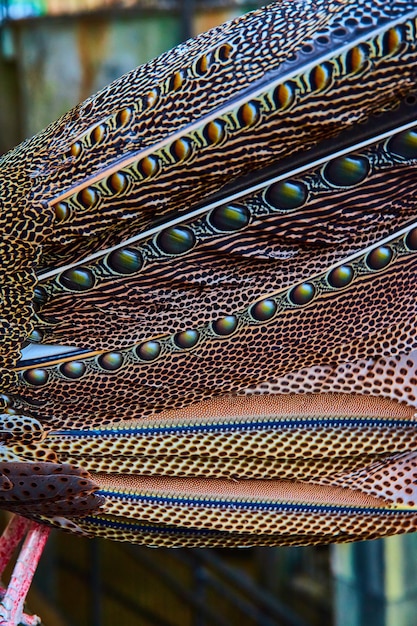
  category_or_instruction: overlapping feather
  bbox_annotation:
[0,0,417,546]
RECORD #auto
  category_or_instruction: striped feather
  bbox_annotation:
[0,0,417,548]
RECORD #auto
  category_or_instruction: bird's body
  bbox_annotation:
[1,0,417,621]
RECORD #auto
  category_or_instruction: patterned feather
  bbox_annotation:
[1,0,417,568]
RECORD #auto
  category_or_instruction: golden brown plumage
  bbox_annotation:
[1,0,417,621]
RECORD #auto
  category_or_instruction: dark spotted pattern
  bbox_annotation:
[0,462,104,519]
[1,0,417,546]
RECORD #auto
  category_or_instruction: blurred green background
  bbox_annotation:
[1,1,417,624]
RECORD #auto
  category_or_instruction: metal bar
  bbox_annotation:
[59,555,175,626]
[122,546,231,626]
[197,568,280,626]
[193,549,310,626]
[90,539,102,626]
[148,548,310,626]
[193,562,208,626]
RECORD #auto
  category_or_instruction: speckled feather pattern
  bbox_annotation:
[0,0,417,546]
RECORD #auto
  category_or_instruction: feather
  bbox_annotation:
[1,0,417,555]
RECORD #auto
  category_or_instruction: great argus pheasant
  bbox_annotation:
[1,0,417,623]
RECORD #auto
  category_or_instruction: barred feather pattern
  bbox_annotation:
[0,0,417,547]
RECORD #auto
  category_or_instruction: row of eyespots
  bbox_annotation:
[296,22,412,100]
[67,85,158,160]
[53,22,415,225]
[53,161,155,223]
[64,86,157,164]
[67,17,401,169]
[22,317,240,386]
[48,124,417,297]
[23,227,417,387]
[66,107,133,162]
[192,42,234,78]
[264,154,370,211]
[282,21,414,119]
[134,314,239,361]
[49,129,417,291]
[143,18,411,161]
[51,204,252,293]
[162,42,234,92]
[64,41,235,163]
[57,116,417,226]
[22,351,124,386]
[264,127,417,212]
[54,138,193,223]
[20,314,239,386]
[282,244,396,307]
[63,120,406,274]
[45,69,300,213]
[65,116,398,258]
[131,227,415,356]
